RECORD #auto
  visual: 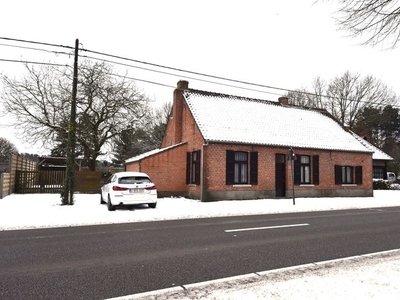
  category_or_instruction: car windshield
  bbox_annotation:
[118,176,151,184]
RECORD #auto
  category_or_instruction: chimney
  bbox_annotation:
[171,80,189,144]
[177,80,189,90]
[278,96,289,106]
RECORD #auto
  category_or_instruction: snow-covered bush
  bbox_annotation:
[373,179,390,190]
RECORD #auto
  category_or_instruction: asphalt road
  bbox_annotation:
[1,206,400,300]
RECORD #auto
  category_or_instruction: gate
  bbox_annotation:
[15,170,65,194]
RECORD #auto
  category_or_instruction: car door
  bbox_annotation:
[102,175,114,198]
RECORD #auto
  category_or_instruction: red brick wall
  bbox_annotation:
[126,144,188,195]
[125,162,140,172]
[202,143,372,200]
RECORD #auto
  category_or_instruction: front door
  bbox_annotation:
[275,154,286,197]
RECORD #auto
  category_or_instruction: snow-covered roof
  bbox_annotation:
[125,142,186,163]
[184,90,372,153]
[349,132,393,161]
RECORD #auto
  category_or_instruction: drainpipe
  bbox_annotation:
[200,142,209,202]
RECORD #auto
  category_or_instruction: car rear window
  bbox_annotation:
[118,176,151,184]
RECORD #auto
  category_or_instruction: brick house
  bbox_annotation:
[126,80,392,201]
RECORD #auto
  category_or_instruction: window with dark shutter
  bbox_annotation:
[226,150,254,185]
[250,152,258,185]
[194,150,201,185]
[226,150,235,185]
[355,166,362,184]
[234,152,248,183]
[187,150,201,185]
[335,165,342,184]
[186,152,191,184]
[313,155,319,185]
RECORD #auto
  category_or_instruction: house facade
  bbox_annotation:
[126,80,388,201]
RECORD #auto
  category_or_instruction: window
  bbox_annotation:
[294,155,319,185]
[226,150,258,185]
[300,155,310,183]
[119,176,151,184]
[335,165,362,184]
[373,167,384,179]
[234,152,248,183]
[186,150,201,185]
[342,166,353,183]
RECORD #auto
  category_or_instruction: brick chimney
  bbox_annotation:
[171,80,189,144]
[278,96,289,105]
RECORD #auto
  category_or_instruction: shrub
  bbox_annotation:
[373,179,390,190]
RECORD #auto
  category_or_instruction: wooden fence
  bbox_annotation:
[0,154,37,198]
[0,152,119,196]
[15,170,65,194]
[0,173,11,199]
[14,170,106,194]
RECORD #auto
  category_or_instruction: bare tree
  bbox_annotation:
[286,76,327,109]
[319,0,400,48]
[111,101,172,165]
[326,71,396,129]
[287,71,397,129]
[0,137,18,162]
[1,61,152,170]
[148,101,172,147]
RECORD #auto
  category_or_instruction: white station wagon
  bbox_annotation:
[101,172,157,211]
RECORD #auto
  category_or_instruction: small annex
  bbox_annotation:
[125,80,392,201]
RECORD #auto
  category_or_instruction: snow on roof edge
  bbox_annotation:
[203,138,374,153]
[124,142,187,164]
[349,131,393,161]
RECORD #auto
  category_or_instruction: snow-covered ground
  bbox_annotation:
[1,191,400,299]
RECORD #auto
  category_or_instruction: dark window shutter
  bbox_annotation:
[226,150,235,185]
[294,159,301,185]
[186,152,191,184]
[313,155,319,185]
[195,150,201,185]
[250,151,258,185]
[334,165,342,185]
[355,166,362,184]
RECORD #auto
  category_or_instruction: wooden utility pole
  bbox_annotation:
[63,38,79,205]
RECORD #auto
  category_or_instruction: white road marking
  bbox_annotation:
[224,223,310,233]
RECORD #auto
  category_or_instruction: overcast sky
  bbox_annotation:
[1,0,400,154]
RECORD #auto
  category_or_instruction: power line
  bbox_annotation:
[0,36,398,107]
[0,58,70,67]
[80,47,299,96]
[80,54,283,97]
[0,36,384,102]
[79,48,400,107]
[0,36,74,51]
[0,42,73,57]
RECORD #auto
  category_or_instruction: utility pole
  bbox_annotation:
[289,148,296,205]
[63,38,79,205]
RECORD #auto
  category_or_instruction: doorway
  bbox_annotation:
[275,154,286,197]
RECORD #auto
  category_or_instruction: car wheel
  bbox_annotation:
[148,202,157,209]
[100,193,106,204]
[107,196,116,211]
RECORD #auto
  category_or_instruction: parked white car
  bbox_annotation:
[101,172,157,211]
